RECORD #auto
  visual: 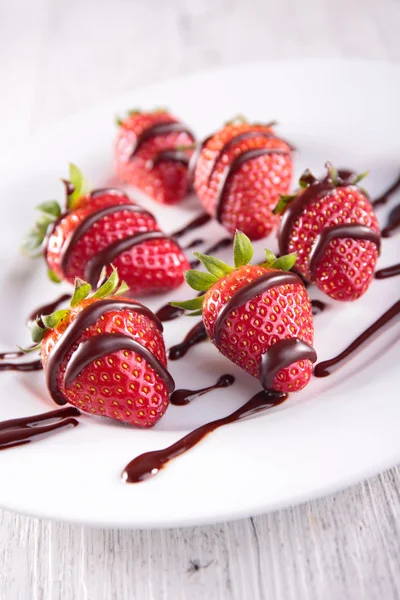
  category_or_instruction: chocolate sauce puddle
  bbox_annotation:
[45,299,164,405]
[381,203,400,238]
[314,299,400,377]
[155,304,184,322]
[372,173,400,208]
[171,213,211,239]
[311,299,328,315]
[190,238,232,268]
[0,406,80,450]
[26,293,72,327]
[215,147,289,223]
[170,374,235,406]
[375,263,400,280]
[168,322,208,360]
[122,388,287,483]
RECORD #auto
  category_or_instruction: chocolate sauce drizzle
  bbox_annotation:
[372,173,400,208]
[0,407,80,451]
[155,304,184,322]
[381,203,400,238]
[122,388,287,483]
[182,237,204,250]
[45,299,165,405]
[64,333,174,393]
[129,121,195,159]
[147,150,191,170]
[308,224,381,278]
[190,238,232,268]
[311,299,328,315]
[215,147,290,223]
[168,322,208,360]
[170,374,235,406]
[171,213,212,239]
[213,271,304,345]
[0,358,42,372]
[26,293,72,327]
[375,263,400,280]
[60,204,155,275]
[314,299,400,377]
[259,338,317,389]
[84,231,173,286]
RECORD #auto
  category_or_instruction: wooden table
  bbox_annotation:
[0,1,399,598]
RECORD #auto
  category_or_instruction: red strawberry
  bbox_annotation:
[23,164,190,295]
[171,232,316,393]
[275,164,381,301]
[32,270,175,427]
[192,117,293,240]
[114,109,195,205]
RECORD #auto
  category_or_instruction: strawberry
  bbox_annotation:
[191,117,293,240]
[114,109,195,205]
[275,164,381,301]
[171,232,316,393]
[30,269,174,427]
[22,164,190,295]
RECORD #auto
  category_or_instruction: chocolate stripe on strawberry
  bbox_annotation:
[84,231,174,287]
[89,188,131,200]
[64,333,175,393]
[215,147,290,223]
[206,130,282,183]
[46,299,164,405]
[129,121,195,159]
[60,204,155,275]
[213,271,304,345]
[259,338,317,389]
[147,150,191,170]
[308,224,381,279]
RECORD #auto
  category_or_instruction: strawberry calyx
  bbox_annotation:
[28,267,129,349]
[170,231,297,316]
[115,107,170,127]
[273,162,369,215]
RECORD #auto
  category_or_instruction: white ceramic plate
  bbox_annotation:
[0,58,399,528]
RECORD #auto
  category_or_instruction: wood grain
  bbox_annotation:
[0,0,400,598]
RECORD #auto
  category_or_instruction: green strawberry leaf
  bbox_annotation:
[70,278,92,307]
[272,253,297,271]
[352,171,369,185]
[299,169,317,188]
[184,270,218,292]
[17,343,42,354]
[67,163,89,210]
[92,267,119,299]
[192,252,232,279]
[47,268,61,283]
[36,201,61,220]
[31,319,47,344]
[273,194,296,215]
[21,214,53,256]
[114,281,130,296]
[325,161,338,185]
[233,231,253,268]
[41,309,69,329]
[186,309,203,316]
[170,296,205,311]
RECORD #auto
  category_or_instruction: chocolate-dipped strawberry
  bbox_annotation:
[114,109,195,205]
[29,269,174,427]
[23,164,190,295]
[191,117,293,240]
[171,232,316,393]
[275,164,381,301]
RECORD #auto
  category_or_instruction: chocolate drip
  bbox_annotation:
[148,150,191,170]
[381,203,400,238]
[170,374,235,406]
[64,333,175,393]
[61,204,155,275]
[155,304,184,322]
[171,213,211,239]
[311,299,327,315]
[90,188,130,200]
[168,322,208,360]
[314,299,400,377]
[336,169,358,184]
[259,338,317,389]
[46,299,163,405]
[213,271,304,345]
[0,406,80,451]
[129,121,195,158]
[122,388,287,483]
[206,130,281,183]
[182,238,204,250]
[215,147,290,223]
[26,293,72,327]
[190,237,232,268]
[84,231,173,286]
[308,224,381,278]
[0,359,42,372]
[375,263,400,280]
[372,173,400,207]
